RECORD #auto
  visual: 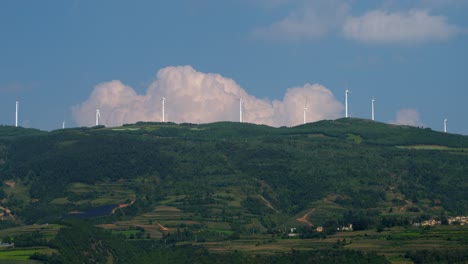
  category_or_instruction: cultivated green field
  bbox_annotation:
[0,224,61,240]
[0,248,56,261]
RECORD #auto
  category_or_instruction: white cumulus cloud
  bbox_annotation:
[389,109,425,127]
[252,0,349,40]
[72,66,343,127]
[342,9,461,43]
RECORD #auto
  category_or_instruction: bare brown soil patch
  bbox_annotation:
[154,206,181,212]
[296,208,316,226]
[112,198,136,214]
[5,180,15,188]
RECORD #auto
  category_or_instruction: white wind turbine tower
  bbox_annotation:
[303,101,308,125]
[15,101,19,127]
[345,89,351,118]
[239,96,243,123]
[62,121,65,129]
[444,118,447,133]
[96,109,101,126]
[162,97,166,122]
[371,98,375,121]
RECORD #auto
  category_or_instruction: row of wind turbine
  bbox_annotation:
[343,90,450,132]
[9,93,449,132]
[345,89,374,121]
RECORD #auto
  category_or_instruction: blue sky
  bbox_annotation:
[1,0,467,134]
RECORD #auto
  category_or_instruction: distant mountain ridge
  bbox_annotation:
[0,118,466,228]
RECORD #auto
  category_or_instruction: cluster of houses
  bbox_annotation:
[448,216,467,225]
[289,216,467,236]
[0,242,14,248]
[336,224,353,231]
[313,224,353,233]
[413,216,467,227]
[287,224,352,237]
[413,220,442,227]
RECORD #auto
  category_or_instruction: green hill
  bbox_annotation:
[0,119,467,263]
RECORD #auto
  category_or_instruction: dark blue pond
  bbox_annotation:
[64,204,117,219]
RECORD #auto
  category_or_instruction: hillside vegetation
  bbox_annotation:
[0,118,466,263]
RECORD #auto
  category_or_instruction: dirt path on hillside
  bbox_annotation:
[156,222,169,231]
[112,198,136,214]
[0,206,15,221]
[254,178,279,213]
[399,200,414,212]
[258,195,279,213]
[296,208,316,227]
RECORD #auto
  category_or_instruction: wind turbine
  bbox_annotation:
[162,97,166,122]
[15,101,19,127]
[444,118,447,133]
[239,97,244,123]
[303,101,308,125]
[345,89,351,118]
[62,121,65,129]
[371,98,375,121]
[96,109,101,126]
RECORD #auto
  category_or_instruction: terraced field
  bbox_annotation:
[0,248,56,261]
[0,224,61,240]
[50,182,135,207]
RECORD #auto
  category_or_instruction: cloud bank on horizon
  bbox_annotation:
[389,109,425,127]
[253,0,464,44]
[343,9,461,43]
[72,66,344,127]
[252,0,350,40]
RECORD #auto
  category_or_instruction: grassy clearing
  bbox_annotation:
[203,228,233,235]
[68,182,90,191]
[3,179,30,203]
[0,224,61,240]
[65,181,135,206]
[0,247,56,261]
[213,191,242,207]
[305,200,346,226]
[112,229,142,237]
[158,195,186,205]
[196,237,328,254]
[0,260,41,264]
[205,222,230,230]
[100,204,192,239]
[331,226,468,254]
[49,197,69,205]
[154,206,181,212]
[399,145,450,150]
[111,128,140,131]
[102,221,162,239]
[398,145,468,152]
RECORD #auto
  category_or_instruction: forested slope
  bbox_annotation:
[0,118,467,226]
[0,119,467,263]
